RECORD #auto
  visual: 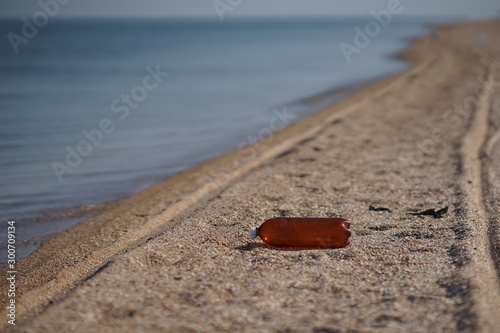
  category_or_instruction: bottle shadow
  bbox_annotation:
[235,242,341,251]
[234,242,266,251]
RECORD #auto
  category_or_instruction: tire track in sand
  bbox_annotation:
[460,68,500,332]
[482,61,500,280]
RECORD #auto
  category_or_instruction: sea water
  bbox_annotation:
[0,17,451,260]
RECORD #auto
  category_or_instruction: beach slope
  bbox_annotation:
[3,19,500,332]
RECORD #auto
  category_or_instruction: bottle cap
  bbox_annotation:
[250,227,259,239]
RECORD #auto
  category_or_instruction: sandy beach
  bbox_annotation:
[2,19,500,332]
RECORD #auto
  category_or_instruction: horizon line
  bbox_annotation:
[0,13,469,20]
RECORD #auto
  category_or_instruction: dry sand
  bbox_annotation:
[2,19,500,333]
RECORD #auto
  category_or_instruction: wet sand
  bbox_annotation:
[2,19,500,332]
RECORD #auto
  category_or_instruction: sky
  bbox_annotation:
[0,0,499,19]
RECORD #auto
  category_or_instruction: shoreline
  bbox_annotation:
[3,18,500,332]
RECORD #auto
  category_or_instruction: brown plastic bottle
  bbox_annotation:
[250,217,351,248]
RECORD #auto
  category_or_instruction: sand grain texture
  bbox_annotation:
[3,19,500,333]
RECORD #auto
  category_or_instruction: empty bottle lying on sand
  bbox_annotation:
[250,217,351,248]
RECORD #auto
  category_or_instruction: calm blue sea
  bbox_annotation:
[0,17,452,260]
